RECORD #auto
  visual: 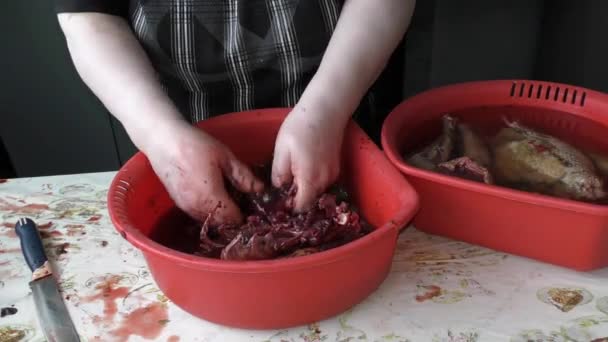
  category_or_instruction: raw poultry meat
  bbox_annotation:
[492,119,607,201]
[407,115,458,171]
[405,113,608,203]
[458,122,491,167]
[407,114,493,184]
[198,179,371,261]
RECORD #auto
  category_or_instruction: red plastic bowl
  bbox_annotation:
[382,79,608,271]
[107,108,419,329]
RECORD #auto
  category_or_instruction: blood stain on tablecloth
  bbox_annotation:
[87,215,102,222]
[9,222,54,238]
[110,302,169,342]
[82,276,131,324]
[168,336,180,342]
[416,285,442,302]
[38,222,54,230]
[0,179,7,184]
[0,248,19,254]
[40,230,63,239]
[65,224,86,237]
[55,243,70,255]
[0,200,49,214]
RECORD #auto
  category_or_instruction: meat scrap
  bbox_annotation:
[198,180,371,261]
[407,115,458,171]
[438,157,493,184]
[407,114,493,184]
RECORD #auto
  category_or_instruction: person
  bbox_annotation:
[54,0,415,225]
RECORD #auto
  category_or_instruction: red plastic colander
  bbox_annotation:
[107,108,419,329]
[381,79,608,271]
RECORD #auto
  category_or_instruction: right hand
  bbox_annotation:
[144,120,264,225]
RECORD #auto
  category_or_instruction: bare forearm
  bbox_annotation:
[57,13,186,153]
[298,0,416,122]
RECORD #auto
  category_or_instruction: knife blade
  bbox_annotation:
[15,217,81,342]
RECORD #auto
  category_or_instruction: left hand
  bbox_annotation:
[271,104,349,212]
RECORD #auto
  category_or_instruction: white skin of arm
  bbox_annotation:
[272,0,416,209]
[57,13,263,223]
[300,0,416,123]
[57,13,183,153]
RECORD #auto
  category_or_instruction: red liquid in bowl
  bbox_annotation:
[149,208,201,255]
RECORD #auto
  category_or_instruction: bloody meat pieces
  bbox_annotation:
[407,114,493,184]
[198,183,371,261]
[147,163,372,261]
[438,157,493,184]
[407,115,458,171]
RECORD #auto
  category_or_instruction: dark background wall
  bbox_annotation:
[0,1,136,179]
[402,0,608,98]
[1,0,607,179]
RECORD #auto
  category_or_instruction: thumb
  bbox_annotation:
[184,166,247,225]
[271,146,293,188]
[205,191,244,226]
[293,176,318,213]
[173,186,245,226]
[191,177,245,225]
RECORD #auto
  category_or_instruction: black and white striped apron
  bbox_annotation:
[128,0,344,122]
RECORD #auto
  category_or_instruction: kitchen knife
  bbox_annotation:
[15,217,81,342]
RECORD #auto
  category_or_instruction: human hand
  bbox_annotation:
[271,105,349,212]
[145,121,264,224]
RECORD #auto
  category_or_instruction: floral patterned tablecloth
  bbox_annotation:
[1,172,608,342]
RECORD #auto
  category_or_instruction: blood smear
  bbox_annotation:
[110,302,169,342]
[82,276,130,325]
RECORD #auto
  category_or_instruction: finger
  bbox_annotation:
[186,185,245,226]
[293,178,317,212]
[294,163,340,212]
[167,169,244,225]
[206,193,244,226]
[222,156,265,194]
[293,174,323,213]
[171,193,212,224]
[192,202,243,226]
[271,146,293,188]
